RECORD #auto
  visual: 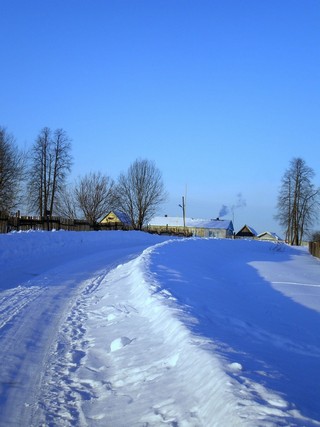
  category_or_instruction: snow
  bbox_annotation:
[0,231,320,426]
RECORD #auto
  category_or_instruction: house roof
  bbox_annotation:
[148,216,233,230]
[113,210,131,225]
[257,231,283,240]
[101,210,131,225]
[236,224,258,236]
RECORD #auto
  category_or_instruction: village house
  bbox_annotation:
[257,231,283,241]
[148,216,234,238]
[235,224,258,238]
[236,225,283,241]
[100,210,132,227]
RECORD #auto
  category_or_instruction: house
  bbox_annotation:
[235,224,258,238]
[100,210,131,227]
[257,231,283,242]
[148,216,234,238]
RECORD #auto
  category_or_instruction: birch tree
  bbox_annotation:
[27,127,72,217]
[276,157,319,245]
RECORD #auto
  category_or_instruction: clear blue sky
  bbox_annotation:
[1,0,320,235]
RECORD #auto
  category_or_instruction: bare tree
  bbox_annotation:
[27,127,50,217]
[75,172,115,224]
[275,157,319,245]
[55,183,78,220]
[49,129,73,215]
[0,127,25,213]
[311,231,320,242]
[27,127,72,217]
[115,158,167,230]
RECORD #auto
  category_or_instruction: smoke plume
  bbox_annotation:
[218,193,246,218]
[219,205,230,217]
[232,193,246,210]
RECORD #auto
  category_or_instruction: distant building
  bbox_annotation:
[148,216,234,238]
[257,231,283,241]
[235,225,258,238]
[100,210,131,227]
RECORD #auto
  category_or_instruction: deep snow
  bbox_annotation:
[0,230,320,426]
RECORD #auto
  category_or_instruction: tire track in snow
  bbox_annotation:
[0,286,45,329]
[0,283,77,427]
[0,260,119,426]
[35,273,108,427]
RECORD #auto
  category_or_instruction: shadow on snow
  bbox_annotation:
[150,238,320,423]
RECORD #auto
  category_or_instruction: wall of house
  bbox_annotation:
[147,225,231,238]
[258,234,276,241]
[236,232,255,238]
[146,225,192,236]
[101,213,121,224]
[190,228,228,238]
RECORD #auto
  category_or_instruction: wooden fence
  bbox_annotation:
[0,212,132,234]
[145,225,193,237]
[3,213,317,247]
[309,241,320,259]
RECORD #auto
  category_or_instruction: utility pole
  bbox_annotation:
[179,196,186,229]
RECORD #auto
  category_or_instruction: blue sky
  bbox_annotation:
[1,1,319,235]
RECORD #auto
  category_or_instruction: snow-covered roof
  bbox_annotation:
[236,224,258,236]
[148,216,233,230]
[257,231,283,240]
[113,210,131,225]
[247,226,258,236]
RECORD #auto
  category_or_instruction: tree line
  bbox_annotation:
[0,126,166,230]
[1,126,319,242]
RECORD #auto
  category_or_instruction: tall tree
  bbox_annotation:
[276,157,319,245]
[27,127,72,217]
[75,172,115,224]
[115,158,167,230]
[0,127,25,213]
[55,183,78,220]
[50,129,73,215]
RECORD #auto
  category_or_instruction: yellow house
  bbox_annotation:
[100,210,131,227]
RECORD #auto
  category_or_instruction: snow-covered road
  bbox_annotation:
[1,231,320,426]
[0,232,172,426]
